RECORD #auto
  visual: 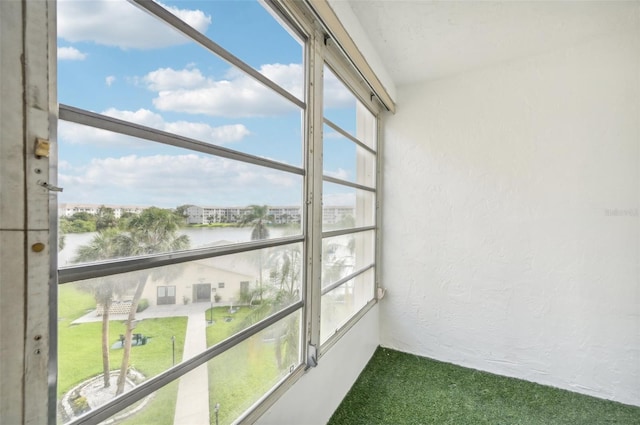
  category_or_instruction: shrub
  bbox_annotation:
[136,298,149,312]
[71,395,90,415]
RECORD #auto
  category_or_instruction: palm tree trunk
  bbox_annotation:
[101,299,112,388]
[115,277,147,396]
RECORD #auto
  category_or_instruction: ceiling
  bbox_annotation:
[345,1,638,87]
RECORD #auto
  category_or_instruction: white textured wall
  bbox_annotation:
[257,306,379,424]
[381,28,640,406]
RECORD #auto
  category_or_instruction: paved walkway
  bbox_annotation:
[73,302,216,424]
[174,311,210,425]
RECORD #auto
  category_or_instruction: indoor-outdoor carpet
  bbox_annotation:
[328,347,640,425]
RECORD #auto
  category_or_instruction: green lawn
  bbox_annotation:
[58,292,297,425]
[329,347,640,425]
[118,381,179,425]
[58,285,187,425]
[207,338,284,425]
[204,306,254,346]
[205,306,298,425]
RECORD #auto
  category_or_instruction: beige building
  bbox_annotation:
[141,261,255,307]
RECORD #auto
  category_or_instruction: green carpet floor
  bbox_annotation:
[328,347,640,425]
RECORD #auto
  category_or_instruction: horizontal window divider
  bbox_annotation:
[323,117,376,155]
[319,298,377,357]
[58,234,304,284]
[131,0,306,110]
[322,175,375,192]
[321,263,374,296]
[322,225,376,239]
[59,104,305,176]
[67,301,303,425]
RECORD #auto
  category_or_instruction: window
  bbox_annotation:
[53,1,381,423]
[320,64,377,345]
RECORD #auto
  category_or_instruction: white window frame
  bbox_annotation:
[24,0,391,423]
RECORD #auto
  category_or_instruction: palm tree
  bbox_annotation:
[240,205,272,303]
[114,207,189,395]
[265,246,301,369]
[95,205,118,231]
[73,208,190,394]
[234,244,302,370]
[73,229,128,388]
[240,205,271,240]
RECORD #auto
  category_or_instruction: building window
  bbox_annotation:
[53,1,380,423]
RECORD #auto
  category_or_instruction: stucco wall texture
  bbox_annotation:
[381,29,639,406]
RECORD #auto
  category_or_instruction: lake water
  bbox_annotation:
[58,226,292,266]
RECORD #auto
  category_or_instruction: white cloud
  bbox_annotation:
[57,0,211,49]
[323,71,356,109]
[144,68,208,91]
[145,64,304,118]
[141,64,355,118]
[105,76,116,87]
[58,46,87,61]
[59,154,301,207]
[324,168,350,180]
[59,108,250,146]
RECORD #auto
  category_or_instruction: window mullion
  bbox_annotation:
[303,28,325,366]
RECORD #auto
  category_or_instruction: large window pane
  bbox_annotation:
[323,65,377,151]
[322,230,375,289]
[323,182,375,231]
[57,244,302,418]
[323,124,376,187]
[57,122,302,266]
[58,0,303,166]
[207,310,301,425]
[159,0,304,101]
[321,268,375,343]
[204,244,304,348]
[89,310,301,425]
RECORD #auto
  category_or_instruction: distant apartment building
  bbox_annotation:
[59,203,354,225]
[186,205,352,225]
[186,205,303,225]
[58,203,147,219]
[322,206,356,225]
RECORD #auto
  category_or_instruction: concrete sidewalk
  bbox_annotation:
[71,301,220,324]
[173,311,210,425]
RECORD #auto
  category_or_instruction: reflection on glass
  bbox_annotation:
[204,244,303,348]
[322,231,375,289]
[322,182,375,231]
[321,268,375,343]
[57,245,301,421]
[208,310,301,424]
[323,65,377,151]
[323,124,376,187]
[57,123,303,266]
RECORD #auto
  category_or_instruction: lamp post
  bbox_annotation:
[171,335,175,366]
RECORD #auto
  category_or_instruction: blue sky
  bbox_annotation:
[57,0,360,209]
